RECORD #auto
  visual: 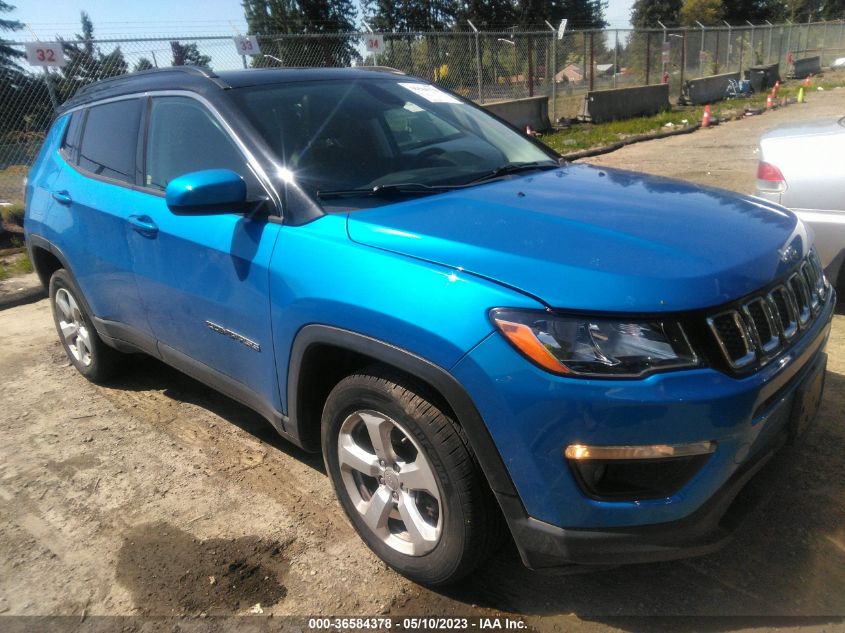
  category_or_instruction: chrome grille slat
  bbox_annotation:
[707,252,828,372]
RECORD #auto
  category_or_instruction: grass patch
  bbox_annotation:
[0,165,27,205]
[542,75,845,155]
[0,253,33,281]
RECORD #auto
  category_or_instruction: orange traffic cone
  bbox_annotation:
[525,124,534,136]
[766,93,774,109]
[803,74,811,88]
[701,104,711,127]
[773,80,780,96]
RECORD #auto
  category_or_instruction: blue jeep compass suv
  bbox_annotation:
[25,66,834,585]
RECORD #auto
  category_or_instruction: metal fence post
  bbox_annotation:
[658,20,667,80]
[785,20,793,68]
[645,31,651,84]
[468,21,482,103]
[840,20,845,54]
[613,30,619,88]
[545,20,557,123]
[42,67,59,112]
[766,21,773,64]
[697,22,705,77]
[747,21,755,65]
[821,20,827,64]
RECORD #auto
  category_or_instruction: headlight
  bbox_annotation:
[490,308,699,378]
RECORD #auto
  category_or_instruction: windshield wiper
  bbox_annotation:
[316,183,457,200]
[467,161,560,184]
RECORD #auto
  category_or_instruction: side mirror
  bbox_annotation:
[165,169,248,214]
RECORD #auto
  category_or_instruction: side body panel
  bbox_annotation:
[25,114,149,333]
[128,197,284,411]
[269,213,542,412]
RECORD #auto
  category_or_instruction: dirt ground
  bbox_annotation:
[1,90,845,631]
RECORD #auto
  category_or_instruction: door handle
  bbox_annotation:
[52,190,72,205]
[128,214,159,238]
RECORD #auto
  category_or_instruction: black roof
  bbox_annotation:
[58,66,407,114]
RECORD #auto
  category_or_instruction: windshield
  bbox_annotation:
[232,78,557,206]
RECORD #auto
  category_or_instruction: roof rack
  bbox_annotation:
[75,66,226,97]
[359,66,405,75]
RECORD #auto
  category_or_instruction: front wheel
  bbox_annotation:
[321,367,502,585]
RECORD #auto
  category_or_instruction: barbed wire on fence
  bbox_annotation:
[2,20,844,174]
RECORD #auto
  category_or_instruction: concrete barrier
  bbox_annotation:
[682,71,741,105]
[792,56,821,78]
[745,63,780,92]
[578,83,670,123]
[484,96,550,131]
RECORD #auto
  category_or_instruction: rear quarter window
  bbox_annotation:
[77,99,142,185]
[61,110,85,163]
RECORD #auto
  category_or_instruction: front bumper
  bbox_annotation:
[451,290,834,566]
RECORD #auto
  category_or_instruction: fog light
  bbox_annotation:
[565,441,715,460]
[564,441,715,500]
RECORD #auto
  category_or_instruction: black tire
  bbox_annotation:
[49,269,123,383]
[321,365,503,585]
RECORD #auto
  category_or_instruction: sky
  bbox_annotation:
[12,0,637,40]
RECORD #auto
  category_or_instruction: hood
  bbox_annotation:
[346,164,808,313]
[761,116,845,142]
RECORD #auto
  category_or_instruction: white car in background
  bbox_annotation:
[756,117,845,297]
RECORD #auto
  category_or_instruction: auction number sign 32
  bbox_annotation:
[24,42,66,67]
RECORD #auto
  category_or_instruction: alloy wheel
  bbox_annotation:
[337,409,443,556]
[55,288,92,367]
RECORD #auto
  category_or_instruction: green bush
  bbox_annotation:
[1,203,24,227]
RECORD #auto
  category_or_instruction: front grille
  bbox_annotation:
[706,251,829,371]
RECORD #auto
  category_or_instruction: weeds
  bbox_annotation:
[0,254,33,281]
[542,75,845,155]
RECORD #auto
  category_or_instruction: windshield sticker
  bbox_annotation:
[399,82,461,104]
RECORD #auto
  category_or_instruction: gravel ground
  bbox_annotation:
[1,89,844,631]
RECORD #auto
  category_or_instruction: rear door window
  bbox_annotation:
[77,99,142,185]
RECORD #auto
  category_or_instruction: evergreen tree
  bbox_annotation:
[169,41,211,67]
[0,0,23,70]
[679,0,724,25]
[456,0,516,29]
[722,0,781,23]
[630,0,683,27]
[1,2,53,168]
[59,12,128,98]
[243,0,359,66]
[134,57,154,72]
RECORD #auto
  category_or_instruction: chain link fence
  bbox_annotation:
[2,20,845,199]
